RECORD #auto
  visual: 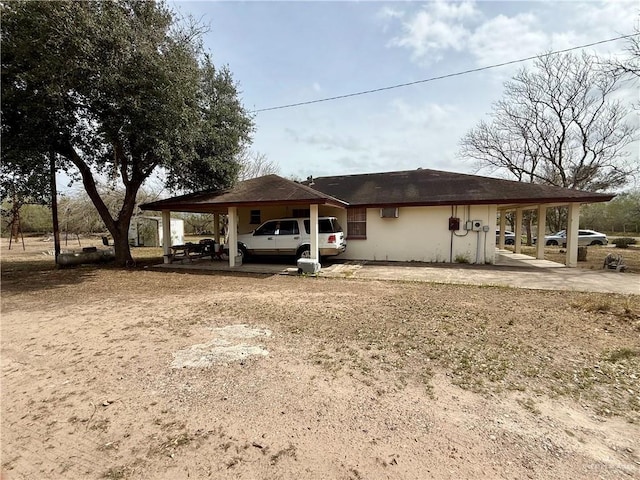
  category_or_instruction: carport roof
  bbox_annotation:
[140,174,348,213]
[305,168,615,207]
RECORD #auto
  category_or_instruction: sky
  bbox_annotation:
[170,0,639,182]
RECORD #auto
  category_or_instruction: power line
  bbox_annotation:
[254,33,638,113]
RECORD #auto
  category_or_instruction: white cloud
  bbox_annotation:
[286,128,369,153]
[389,0,479,63]
[573,0,638,38]
[377,6,404,21]
[468,13,547,66]
[377,6,405,34]
[360,99,470,172]
[386,1,637,69]
[389,99,459,127]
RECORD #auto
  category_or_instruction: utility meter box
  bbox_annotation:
[471,220,483,231]
[297,258,321,274]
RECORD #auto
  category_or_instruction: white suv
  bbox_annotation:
[235,217,346,260]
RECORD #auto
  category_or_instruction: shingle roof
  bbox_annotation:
[306,169,614,207]
[141,174,347,213]
[141,169,614,213]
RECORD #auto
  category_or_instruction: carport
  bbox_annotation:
[496,198,612,267]
[140,175,347,267]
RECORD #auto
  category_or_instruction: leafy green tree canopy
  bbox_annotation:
[1,1,254,265]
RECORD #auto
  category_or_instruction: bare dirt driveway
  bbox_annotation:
[1,239,639,480]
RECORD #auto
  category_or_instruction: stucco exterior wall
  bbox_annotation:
[342,205,498,264]
[234,204,497,264]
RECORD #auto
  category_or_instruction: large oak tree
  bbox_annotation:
[1,1,254,265]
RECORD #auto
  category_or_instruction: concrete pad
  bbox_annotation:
[320,250,639,295]
[151,253,639,295]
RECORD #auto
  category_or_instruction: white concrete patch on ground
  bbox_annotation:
[208,324,272,339]
[171,324,271,368]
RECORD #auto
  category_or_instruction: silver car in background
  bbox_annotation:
[534,229,608,247]
[496,230,516,245]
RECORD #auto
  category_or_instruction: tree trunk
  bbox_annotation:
[50,150,61,264]
[524,212,533,246]
[63,143,142,267]
[112,224,133,266]
[107,188,140,267]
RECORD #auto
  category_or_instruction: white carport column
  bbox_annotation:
[162,210,172,263]
[310,204,319,262]
[514,208,524,254]
[228,207,238,267]
[498,210,507,249]
[565,202,580,267]
[536,204,547,260]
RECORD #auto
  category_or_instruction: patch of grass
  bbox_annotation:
[570,297,612,313]
[147,428,212,458]
[102,466,128,480]
[516,397,541,415]
[612,238,637,249]
[225,456,243,469]
[454,254,470,264]
[269,444,297,465]
[89,418,110,432]
[604,348,639,363]
[98,441,120,452]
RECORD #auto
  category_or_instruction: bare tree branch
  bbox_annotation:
[460,51,638,193]
[236,149,280,181]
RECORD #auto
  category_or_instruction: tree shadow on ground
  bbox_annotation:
[1,259,109,295]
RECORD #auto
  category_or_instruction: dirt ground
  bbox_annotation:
[2,238,640,480]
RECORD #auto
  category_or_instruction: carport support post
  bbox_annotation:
[565,202,580,267]
[310,204,319,262]
[536,205,547,260]
[514,208,523,254]
[498,211,507,249]
[162,210,172,263]
[228,207,238,267]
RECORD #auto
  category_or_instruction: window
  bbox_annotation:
[277,220,299,236]
[347,208,366,239]
[303,218,341,234]
[250,210,261,224]
[254,221,277,236]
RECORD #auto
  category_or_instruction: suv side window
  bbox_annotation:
[303,219,337,234]
[277,220,299,236]
[254,221,278,236]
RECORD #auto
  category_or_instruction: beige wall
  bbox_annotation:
[342,205,497,264]
[234,204,497,264]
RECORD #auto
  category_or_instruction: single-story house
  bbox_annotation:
[140,168,614,268]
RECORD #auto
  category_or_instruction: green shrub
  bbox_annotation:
[612,237,637,249]
[454,254,470,264]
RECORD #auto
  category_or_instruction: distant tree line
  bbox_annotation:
[1,187,229,238]
[580,190,640,234]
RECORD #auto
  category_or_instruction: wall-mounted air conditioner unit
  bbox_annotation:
[380,208,399,218]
